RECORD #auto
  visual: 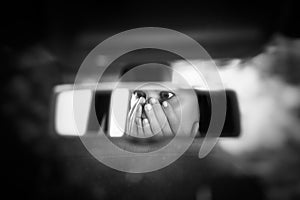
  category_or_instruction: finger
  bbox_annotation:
[135,104,144,136]
[125,113,137,137]
[149,98,173,136]
[162,101,180,134]
[129,109,139,137]
[128,97,139,118]
[131,122,139,137]
[126,104,137,135]
[129,98,141,128]
[144,103,162,136]
[125,116,132,136]
[128,111,137,136]
[127,97,145,135]
[143,118,153,137]
[136,117,144,136]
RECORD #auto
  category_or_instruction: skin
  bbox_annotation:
[126,86,200,139]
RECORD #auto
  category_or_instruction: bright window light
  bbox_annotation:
[55,90,92,136]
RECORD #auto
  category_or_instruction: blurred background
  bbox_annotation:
[1,0,300,199]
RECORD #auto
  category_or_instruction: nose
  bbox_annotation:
[145,91,160,103]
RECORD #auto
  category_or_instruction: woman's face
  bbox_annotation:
[128,84,199,136]
[131,89,175,120]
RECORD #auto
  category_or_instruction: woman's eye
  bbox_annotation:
[133,90,147,99]
[160,91,175,100]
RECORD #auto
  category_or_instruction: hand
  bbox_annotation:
[144,97,199,137]
[126,97,199,138]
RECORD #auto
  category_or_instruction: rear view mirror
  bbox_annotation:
[51,84,240,137]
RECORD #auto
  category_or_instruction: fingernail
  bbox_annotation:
[143,118,149,124]
[150,98,157,104]
[162,101,168,108]
[145,104,152,111]
[140,97,146,104]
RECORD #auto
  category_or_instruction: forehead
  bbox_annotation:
[134,83,174,91]
[109,82,197,98]
[96,81,194,91]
